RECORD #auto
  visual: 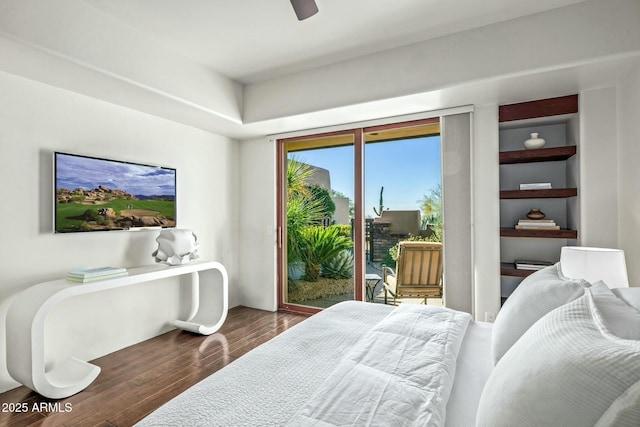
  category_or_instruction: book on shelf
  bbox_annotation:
[66,271,129,283]
[515,225,560,230]
[67,266,128,283]
[516,219,557,228]
[515,265,548,271]
[67,266,127,278]
[519,182,552,190]
[514,260,554,270]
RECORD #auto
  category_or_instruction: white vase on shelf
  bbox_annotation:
[524,133,545,149]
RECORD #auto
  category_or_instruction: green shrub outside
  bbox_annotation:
[301,225,353,281]
[332,224,352,239]
[321,250,354,279]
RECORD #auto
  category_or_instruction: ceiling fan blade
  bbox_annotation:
[290,0,318,21]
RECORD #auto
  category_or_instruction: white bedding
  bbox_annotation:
[137,301,491,427]
[287,304,470,426]
[445,321,493,427]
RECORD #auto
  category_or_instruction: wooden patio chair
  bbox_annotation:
[383,241,443,305]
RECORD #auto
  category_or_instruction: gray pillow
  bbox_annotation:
[491,263,588,364]
[477,289,640,427]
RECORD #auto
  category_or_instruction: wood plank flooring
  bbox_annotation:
[0,306,309,427]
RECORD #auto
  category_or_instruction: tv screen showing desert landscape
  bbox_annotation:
[54,152,176,233]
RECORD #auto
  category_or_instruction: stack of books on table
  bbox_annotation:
[515,219,560,230]
[67,266,128,283]
[515,260,554,271]
[519,182,552,190]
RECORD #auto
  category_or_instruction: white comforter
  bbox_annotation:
[287,304,471,426]
[137,302,471,427]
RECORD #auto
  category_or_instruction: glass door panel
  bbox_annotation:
[282,134,356,310]
[363,123,442,305]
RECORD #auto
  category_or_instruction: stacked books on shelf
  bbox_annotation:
[515,219,559,230]
[67,266,128,283]
[514,260,554,271]
[519,182,552,190]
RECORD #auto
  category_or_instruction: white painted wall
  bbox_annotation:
[618,63,640,286]
[579,87,619,248]
[238,138,277,311]
[0,71,240,393]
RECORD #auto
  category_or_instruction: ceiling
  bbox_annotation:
[0,0,638,139]
[81,0,589,84]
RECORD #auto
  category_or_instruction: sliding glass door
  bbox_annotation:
[277,120,441,313]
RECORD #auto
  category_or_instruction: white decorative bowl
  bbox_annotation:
[524,132,545,149]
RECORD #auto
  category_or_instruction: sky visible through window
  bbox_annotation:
[290,136,441,218]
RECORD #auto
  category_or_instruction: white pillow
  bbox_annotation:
[491,263,588,364]
[477,289,640,427]
[590,281,640,340]
[612,287,640,311]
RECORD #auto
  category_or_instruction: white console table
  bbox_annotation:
[6,260,228,399]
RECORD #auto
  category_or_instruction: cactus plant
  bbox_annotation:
[322,250,354,279]
[373,186,385,216]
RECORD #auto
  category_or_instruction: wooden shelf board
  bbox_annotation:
[500,228,578,239]
[500,188,577,199]
[499,146,576,164]
[499,95,578,122]
[500,262,536,278]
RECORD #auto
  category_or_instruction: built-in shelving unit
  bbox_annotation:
[498,95,580,300]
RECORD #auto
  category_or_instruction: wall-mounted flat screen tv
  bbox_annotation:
[54,152,176,233]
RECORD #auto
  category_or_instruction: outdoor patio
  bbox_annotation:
[298,260,444,308]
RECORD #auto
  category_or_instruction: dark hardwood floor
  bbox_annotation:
[0,306,309,427]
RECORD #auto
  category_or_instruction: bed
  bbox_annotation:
[137,264,640,427]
